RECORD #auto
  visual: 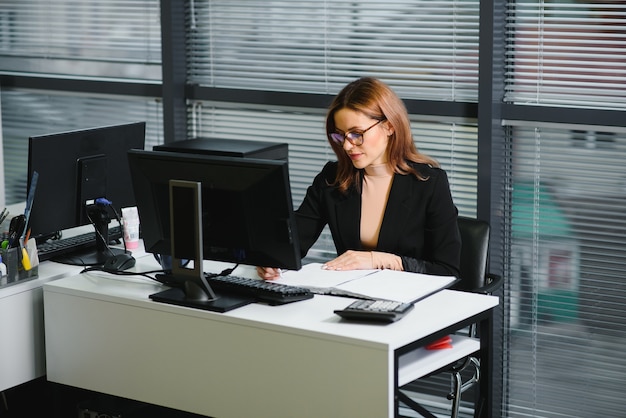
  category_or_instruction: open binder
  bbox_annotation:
[275,263,459,303]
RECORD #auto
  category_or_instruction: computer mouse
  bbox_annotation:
[103,253,136,272]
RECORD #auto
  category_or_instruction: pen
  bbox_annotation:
[21,171,39,241]
[0,208,8,225]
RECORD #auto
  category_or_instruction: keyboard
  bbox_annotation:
[334,299,414,323]
[206,274,314,305]
[37,226,123,262]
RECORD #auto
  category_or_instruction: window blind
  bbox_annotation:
[503,123,626,417]
[504,2,626,416]
[186,0,479,102]
[0,0,163,205]
[0,0,162,80]
[0,89,163,206]
[186,0,481,260]
[505,1,626,109]
[190,102,477,260]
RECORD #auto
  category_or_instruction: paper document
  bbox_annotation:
[276,263,458,303]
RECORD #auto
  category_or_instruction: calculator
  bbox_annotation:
[334,299,414,323]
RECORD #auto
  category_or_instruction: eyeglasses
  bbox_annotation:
[330,119,385,146]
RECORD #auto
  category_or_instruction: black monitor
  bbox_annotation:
[127,149,302,312]
[27,121,146,265]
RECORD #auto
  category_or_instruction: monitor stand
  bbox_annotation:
[148,180,253,313]
[52,204,128,266]
[150,279,253,313]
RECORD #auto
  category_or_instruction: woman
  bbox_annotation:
[258,77,460,279]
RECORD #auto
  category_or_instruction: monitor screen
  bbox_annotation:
[127,149,302,271]
[27,121,146,263]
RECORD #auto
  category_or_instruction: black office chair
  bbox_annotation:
[398,216,502,418]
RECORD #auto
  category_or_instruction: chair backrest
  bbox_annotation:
[454,216,490,292]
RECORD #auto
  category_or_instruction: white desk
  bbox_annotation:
[0,260,84,392]
[0,208,141,393]
[43,258,498,418]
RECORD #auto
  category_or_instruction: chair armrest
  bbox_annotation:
[472,273,503,295]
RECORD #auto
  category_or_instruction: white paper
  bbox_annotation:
[277,263,378,290]
[275,263,458,303]
[334,269,458,303]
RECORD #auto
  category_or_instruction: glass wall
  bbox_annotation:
[185,0,481,259]
[503,1,626,416]
[0,0,163,204]
[0,1,161,80]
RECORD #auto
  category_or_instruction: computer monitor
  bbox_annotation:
[27,121,146,265]
[127,149,302,311]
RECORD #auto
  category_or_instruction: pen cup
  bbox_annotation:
[1,243,39,284]
[5,247,20,283]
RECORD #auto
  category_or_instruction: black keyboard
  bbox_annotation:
[334,299,414,323]
[37,226,123,262]
[206,274,314,305]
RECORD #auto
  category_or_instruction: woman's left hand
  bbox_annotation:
[322,250,403,271]
[322,250,374,271]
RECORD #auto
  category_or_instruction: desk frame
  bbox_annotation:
[394,310,493,418]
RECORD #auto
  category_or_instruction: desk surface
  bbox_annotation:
[44,257,498,418]
[45,265,496,347]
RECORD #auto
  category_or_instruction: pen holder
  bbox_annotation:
[2,243,39,284]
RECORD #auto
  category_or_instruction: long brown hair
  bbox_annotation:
[325,77,439,193]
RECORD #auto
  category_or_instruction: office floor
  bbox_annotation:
[0,378,208,418]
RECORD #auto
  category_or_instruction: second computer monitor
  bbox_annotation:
[27,121,146,264]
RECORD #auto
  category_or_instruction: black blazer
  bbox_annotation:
[295,161,461,277]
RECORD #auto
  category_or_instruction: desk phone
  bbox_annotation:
[334,299,414,323]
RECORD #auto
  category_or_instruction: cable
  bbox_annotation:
[80,265,166,282]
[79,262,241,287]
[106,201,128,254]
[219,264,239,277]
